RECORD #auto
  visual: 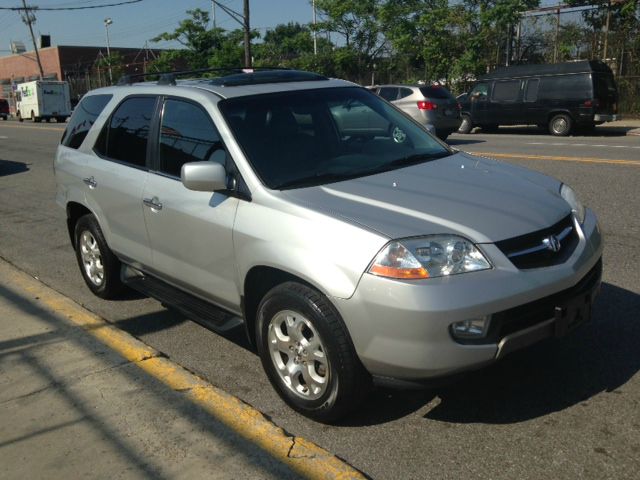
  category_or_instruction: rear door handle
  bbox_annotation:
[143,197,163,211]
[83,176,97,189]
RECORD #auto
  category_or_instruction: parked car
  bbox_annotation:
[370,84,461,140]
[0,98,9,120]
[55,69,602,422]
[458,60,619,136]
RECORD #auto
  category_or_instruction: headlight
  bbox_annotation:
[560,183,585,224]
[368,235,491,280]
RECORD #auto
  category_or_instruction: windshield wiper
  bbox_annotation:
[274,171,359,190]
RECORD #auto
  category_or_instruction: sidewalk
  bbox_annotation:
[602,117,640,136]
[0,261,301,480]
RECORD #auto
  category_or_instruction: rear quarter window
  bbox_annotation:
[61,94,112,149]
[539,75,592,100]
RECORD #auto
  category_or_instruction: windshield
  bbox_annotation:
[219,86,452,190]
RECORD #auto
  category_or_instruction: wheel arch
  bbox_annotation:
[66,202,93,249]
[547,109,574,123]
[241,266,326,348]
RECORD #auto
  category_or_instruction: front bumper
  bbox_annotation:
[332,209,603,380]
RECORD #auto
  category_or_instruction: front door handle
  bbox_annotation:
[83,176,97,189]
[143,197,163,211]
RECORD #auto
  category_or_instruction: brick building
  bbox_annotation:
[0,45,164,113]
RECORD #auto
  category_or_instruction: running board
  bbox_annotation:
[122,266,242,333]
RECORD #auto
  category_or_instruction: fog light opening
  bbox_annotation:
[451,316,491,339]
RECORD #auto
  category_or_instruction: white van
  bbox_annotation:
[16,80,72,123]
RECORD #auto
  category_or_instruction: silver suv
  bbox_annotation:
[371,84,462,140]
[55,69,602,422]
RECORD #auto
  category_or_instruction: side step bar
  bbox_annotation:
[122,265,243,333]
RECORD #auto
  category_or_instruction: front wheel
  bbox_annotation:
[458,114,473,134]
[74,214,124,299]
[549,114,573,136]
[256,282,370,422]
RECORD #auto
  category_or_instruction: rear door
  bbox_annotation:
[142,97,240,309]
[85,95,157,267]
[377,87,399,102]
[593,73,618,115]
[468,82,490,124]
[522,78,542,124]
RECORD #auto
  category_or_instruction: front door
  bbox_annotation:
[469,82,490,125]
[142,98,240,309]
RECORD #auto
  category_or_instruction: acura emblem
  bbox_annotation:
[543,235,561,252]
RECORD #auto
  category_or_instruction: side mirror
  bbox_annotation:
[181,161,227,192]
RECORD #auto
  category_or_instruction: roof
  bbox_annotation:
[479,60,613,81]
[102,69,357,99]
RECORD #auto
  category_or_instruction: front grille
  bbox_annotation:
[495,215,579,269]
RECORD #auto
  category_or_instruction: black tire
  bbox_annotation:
[56,117,66,123]
[458,114,473,134]
[74,214,124,299]
[17,111,23,122]
[256,281,371,423]
[549,113,573,136]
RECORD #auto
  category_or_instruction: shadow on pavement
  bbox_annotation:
[467,126,634,137]
[0,159,30,177]
[339,282,640,426]
[447,138,486,146]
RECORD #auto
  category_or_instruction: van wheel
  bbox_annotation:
[30,111,41,123]
[256,282,371,423]
[17,111,23,122]
[482,124,499,133]
[458,114,473,134]
[74,214,124,299]
[549,114,572,136]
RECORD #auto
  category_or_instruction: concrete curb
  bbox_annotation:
[3,259,368,480]
[627,128,640,136]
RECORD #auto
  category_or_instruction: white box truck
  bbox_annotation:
[16,80,72,123]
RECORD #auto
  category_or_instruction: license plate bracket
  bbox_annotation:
[554,294,592,337]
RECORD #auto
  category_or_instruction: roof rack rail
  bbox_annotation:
[116,66,291,86]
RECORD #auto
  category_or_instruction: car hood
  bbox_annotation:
[281,152,570,243]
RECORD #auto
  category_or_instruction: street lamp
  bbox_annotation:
[104,17,113,85]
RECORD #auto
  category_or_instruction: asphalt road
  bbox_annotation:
[1,121,639,480]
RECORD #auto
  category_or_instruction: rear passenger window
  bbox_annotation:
[159,99,221,178]
[378,87,398,101]
[397,88,413,99]
[492,81,521,101]
[94,97,156,168]
[524,79,539,102]
[540,75,591,100]
[61,94,112,149]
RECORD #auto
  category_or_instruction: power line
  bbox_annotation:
[0,0,143,11]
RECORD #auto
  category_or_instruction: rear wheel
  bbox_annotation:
[30,111,41,123]
[458,114,473,134]
[482,124,499,133]
[549,113,573,136]
[17,111,23,122]
[256,282,371,422]
[436,130,451,141]
[56,116,66,123]
[74,214,124,299]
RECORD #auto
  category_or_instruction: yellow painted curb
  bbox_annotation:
[2,261,367,480]
[466,151,640,167]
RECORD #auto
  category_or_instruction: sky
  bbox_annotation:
[0,0,315,53]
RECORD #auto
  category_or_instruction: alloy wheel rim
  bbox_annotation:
[267,310,329,400]
[79,231,104,286]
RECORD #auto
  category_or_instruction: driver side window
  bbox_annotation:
[471,83,488,98]
[159,99,222,178]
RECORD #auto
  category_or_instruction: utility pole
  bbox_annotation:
[212,0,251,68]
[20,0,44,79]
[243,0,251,68]
[211,0,216,29]
[312,0,317,55]
[104,18,113,85]
[553,7,560,63]
[602,0,611,59]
